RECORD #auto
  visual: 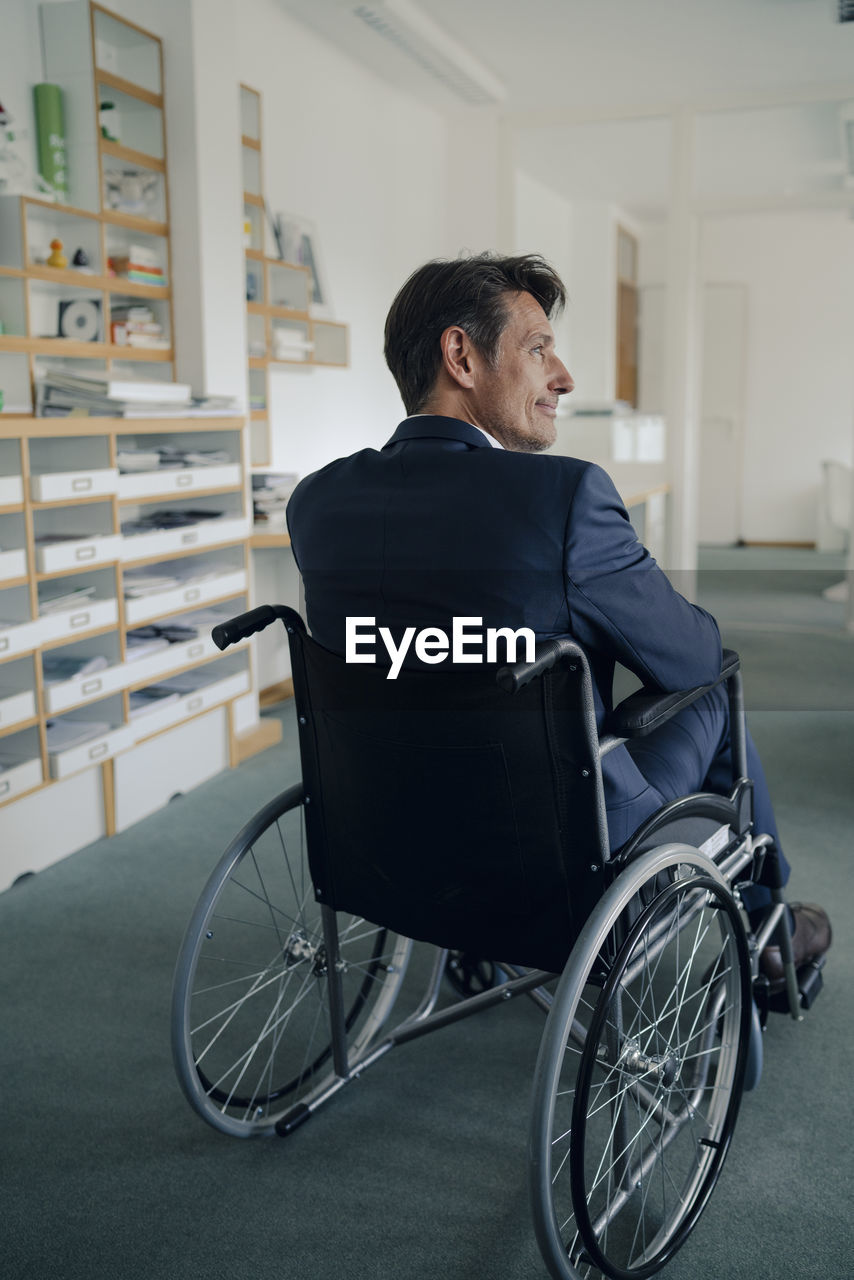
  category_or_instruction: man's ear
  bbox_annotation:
[439,325,476,390]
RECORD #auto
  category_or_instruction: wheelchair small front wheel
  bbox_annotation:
[530,846,752,1280]
[171,784,412,1137]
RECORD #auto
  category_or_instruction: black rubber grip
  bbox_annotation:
[496,638,574,693]
[211,604,278,651]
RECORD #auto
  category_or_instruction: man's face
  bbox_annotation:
[470,291,574,452]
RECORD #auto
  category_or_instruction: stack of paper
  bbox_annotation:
[45,718,110,752]
[121,508,226,538]
[155,667,218,695]
[122,559,226,600]
[124,632,171,661]
[252,473,298,530]
[116,445,231,473]
[36,371,193,419]
[35,371,242,420]
[39,585,97,616]
[42,653,109,686]
[128,687,181,720]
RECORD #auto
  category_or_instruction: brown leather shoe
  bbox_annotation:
[760,903,832,984]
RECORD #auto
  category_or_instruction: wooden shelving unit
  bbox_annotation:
[0,4,278,886]
[0,414,253,834]
[239,84,350,468]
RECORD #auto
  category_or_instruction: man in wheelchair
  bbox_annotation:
[173,252,832,1280]
[285,250,830,992]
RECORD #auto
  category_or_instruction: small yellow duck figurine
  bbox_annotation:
[47,238,67,268]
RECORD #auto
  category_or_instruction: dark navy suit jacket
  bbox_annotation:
[286,415,723,849]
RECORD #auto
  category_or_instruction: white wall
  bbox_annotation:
[514,168,572,359]
[701,210,854,543]
[237,0,450,477]
[639,211,854,544]
[560,200,642,408]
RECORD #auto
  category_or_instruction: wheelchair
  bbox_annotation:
[171,604,824,1280]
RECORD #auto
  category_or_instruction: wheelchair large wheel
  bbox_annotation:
[530,846,752,1280]
[171,783,412,1137]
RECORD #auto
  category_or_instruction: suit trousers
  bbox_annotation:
[625,683,790,917]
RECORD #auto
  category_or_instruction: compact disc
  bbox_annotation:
[58,299,101,342]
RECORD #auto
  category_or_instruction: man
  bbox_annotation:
[287,251,829,979]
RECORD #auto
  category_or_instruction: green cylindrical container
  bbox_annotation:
[33,83,68,199]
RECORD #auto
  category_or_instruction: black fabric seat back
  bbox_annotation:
[286,617,607,973]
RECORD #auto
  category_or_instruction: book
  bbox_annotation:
[39,371,191,403]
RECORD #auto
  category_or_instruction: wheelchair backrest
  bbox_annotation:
[285,611,609,972]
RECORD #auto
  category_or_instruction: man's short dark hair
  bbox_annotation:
[384,252,567,415]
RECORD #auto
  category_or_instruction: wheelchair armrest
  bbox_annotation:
[601,649,741,746]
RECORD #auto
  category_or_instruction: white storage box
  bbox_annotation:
[0,756,43,802]
[36,534,122,574]
[48,723,135,780]
[0,476,24,505]
[0,618,48,658]
[0,688,37,729]
[44,662,130,714]
[124,569,248,625]
[0,548,27,581]
[124,632,221,686]
[30,468,119,503]
[132,669,249,739]
[117,464,241,501]
[38,598,119,644]
[121,516,250,563]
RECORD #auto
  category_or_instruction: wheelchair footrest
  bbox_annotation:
[759,955,826,1016]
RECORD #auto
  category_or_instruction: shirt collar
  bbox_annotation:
[385,415,502,451]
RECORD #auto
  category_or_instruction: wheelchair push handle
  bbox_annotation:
[496,637,583,693]
[212,604,279,651]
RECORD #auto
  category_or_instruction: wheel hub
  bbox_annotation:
[283,930,321,970]
[617,1038,681,1089]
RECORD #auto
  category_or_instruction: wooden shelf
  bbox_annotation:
[0,716,40,742]
[0,337,172,361]
[100,210,168,237]
[31,493,120,510]
[0,418,244,439]
[259,678,294,708]
[119,535,248,569]
[241,135,261,152]
[233,715,282,763]
[24,263,169,299]
[21,195,102,222]
[35,562,120,583]
[118,483,243,506]
[100,139,165,172]
[0,4,268,862]
[250,531,291,549]
[95,67,163,109]
[243,192,265,209]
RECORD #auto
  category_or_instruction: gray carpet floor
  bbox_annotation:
[2,549,852,1280]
